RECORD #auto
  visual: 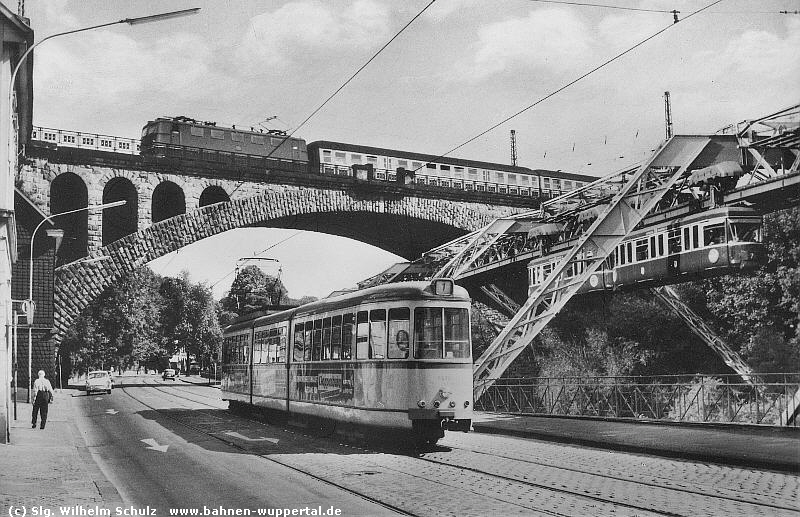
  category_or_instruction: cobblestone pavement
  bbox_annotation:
[0,392,124,509]
[136,381,800,516]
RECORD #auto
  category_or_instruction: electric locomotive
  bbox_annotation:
[222,278,473,444]
[528,206,766,294]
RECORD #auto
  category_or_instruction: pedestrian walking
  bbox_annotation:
[31,370,54,429]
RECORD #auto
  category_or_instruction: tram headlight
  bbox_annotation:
[417,400,426,408]
[449,401,456,408]
[433,400,441,408]
[464,401,470,408]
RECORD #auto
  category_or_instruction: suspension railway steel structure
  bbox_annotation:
[359,104,800,408]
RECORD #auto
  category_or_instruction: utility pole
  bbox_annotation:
[664,91,673,139]
[510,130,518,166]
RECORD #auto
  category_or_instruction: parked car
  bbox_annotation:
[86,370,113,394]
[162,368,177,381]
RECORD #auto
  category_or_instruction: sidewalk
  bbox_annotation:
[0,389,124,509]
[472,412,800,472]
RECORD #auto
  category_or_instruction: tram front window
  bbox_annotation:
[444,308,470,358]
[703,223,726,246]
[414,308,443,359]
[730,222,761,243]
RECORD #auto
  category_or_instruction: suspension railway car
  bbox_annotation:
[221,279,473,444]
[528,206,766,294]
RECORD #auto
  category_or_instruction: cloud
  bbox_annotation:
[237,0,391,67]
[466,9,593,79]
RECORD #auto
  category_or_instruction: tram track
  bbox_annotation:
[117,380,418,517]
[118,379,800,516]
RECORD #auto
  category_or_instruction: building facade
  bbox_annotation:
[1,2,33,443]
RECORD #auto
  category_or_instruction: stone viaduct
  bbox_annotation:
[16,149,530,344]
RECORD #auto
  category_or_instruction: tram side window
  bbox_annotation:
[414,308,443,359]
[268,328,279,363]
[303,324,313,361]
[322,317,332,360]
[253,331,264,364]
[342,313,354,360]
[692,225,699,250]
[331,315,342,360]
[649,236,656,259]
[356,311,370,359]
[444,308,470,359]
[278,327,287,363]
[668,228,682,253]
[293,323,305,362]
[312,319,323,361]
[370,309,387,359]
[683,227,690,251]
[387,308,410,359]
[658,234,665,257]
[703,223,726,245]
[635,239,648,262]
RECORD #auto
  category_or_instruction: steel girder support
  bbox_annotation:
[478,283,521,317]
[473,136,714,401]
[650,285,763,385]
[435,219,523,278]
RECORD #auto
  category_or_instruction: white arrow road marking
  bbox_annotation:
[224,431,279,444]
[106,409,118,415]
[140,438,169,452]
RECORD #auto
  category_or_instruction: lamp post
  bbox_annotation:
[7,8,201,177]
[25,200,126,402]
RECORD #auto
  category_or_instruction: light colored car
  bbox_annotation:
[86,370,113,394]
[162,368,177,381]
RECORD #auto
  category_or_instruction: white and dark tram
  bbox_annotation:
[222,279,473,444]
[528,206,766,294]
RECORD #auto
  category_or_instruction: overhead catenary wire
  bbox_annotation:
[209,231,301,289]
[524,0,673,13]
[411,0,725,174]
[229,0,438,197]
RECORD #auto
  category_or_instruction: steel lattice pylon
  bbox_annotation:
[473,136,716,400]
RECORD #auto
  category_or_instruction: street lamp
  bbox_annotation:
[25,200,126,402]
[7,8,201,175]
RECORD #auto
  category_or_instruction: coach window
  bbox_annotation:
[444,308,470,359]
[342,313,354,359]
[387,308,410,359]
[367,156,378,166]
[412,162,423,170]
[335,152,346,164]
[231,133,243,142]
[356,311,369,359]
[414,308,443,359]
[311,319,323,361]
[351,154,362,164]
[692,225,699,249]
[635,239,648,262]
[331,315,342,359]
[668,228,682,254]
[369,310,387,359]
[303,323,313,361]
[293,323,305,362]
[703,223,725,245]
[251,135,265,145]
[190,126,204,137]
[322,317,332,360]
[323,150,332,163]
[210,129,224,140]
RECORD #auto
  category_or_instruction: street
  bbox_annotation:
[72,373,398,516]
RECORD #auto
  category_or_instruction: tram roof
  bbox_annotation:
[224,281,471,332]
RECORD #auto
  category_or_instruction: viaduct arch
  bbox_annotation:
[52,187,515,345]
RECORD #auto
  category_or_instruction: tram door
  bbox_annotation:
[666,227,681,277]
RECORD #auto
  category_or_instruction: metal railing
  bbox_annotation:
[474,374,800,426]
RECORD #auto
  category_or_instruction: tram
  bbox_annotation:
[221,279,473,444]
[528,206,766,294]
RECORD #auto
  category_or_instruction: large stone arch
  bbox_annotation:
[54,188,518,344]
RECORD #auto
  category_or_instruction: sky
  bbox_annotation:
[19,0,800,299]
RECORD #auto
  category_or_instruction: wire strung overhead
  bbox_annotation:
[210,231,301,289]
[524,0,673,13]
[412,0,725,174]
[230,0,438,196]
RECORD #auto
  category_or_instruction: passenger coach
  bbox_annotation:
[222,279,473,444]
